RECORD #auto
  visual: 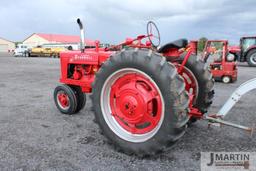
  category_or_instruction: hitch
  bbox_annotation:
[203,78,256,137]
[205,115,255,137]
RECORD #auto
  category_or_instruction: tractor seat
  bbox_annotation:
[158,39,188,53]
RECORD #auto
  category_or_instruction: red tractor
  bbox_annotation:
[54,19,214,156]
[202,40,237,83]
[229,36,256,67]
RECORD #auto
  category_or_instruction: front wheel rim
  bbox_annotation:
[57,91,70,110]
[100,68,165,143]
[223,76,230,83]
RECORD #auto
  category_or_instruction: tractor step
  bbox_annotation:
[205,116,255,137]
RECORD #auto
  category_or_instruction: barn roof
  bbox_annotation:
[25,33,95,46]
[0,37,14,43]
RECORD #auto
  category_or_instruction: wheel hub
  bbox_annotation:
[109,73,162,134]
[57,93,69,108]
[116,90,144,124]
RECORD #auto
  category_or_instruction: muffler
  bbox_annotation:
[77,18,85,52]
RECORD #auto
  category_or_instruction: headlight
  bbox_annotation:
[227,53,235,62]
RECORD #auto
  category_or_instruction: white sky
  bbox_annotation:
[0,0,256,45]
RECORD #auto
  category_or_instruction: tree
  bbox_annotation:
[15,42,22,47]
[198,37,208,52]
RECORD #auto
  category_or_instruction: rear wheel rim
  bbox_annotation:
[176,64,199,104]
[57,91,70,110]
[100,68,165,143]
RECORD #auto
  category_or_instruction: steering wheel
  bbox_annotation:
[147,21,161,47]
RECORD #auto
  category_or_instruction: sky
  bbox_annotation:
[0,0,256,45]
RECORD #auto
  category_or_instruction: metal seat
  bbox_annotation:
[158,39,188,53]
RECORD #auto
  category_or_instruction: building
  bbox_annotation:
[0,37,15,52]
[22,33,95,49]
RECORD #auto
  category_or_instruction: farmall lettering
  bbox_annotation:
[70,54,95,62]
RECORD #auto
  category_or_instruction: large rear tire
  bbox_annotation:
[168,54,214,122]
[182,54,214,114]
[246,49,256,67]
[92,49,189,156]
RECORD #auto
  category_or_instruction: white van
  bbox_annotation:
[14,44,29,57]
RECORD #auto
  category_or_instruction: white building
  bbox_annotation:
[0,37,15,52]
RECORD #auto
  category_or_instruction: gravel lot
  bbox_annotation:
[0,55,255,171]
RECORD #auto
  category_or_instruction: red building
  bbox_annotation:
[23,33,95,48]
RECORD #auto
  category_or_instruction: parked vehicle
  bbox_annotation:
[202,40,237,83]
[28,46,66,58]
[53,19,214,155]
[14,44,29,57]
[229,36,256,67]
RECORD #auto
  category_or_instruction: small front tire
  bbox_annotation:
[54,84,78,114]
[70,85,86,113]
[222,76,231,84]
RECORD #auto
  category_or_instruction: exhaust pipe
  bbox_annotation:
[77,18,85,52]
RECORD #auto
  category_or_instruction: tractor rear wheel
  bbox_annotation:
[246,49,256,67]
[92,49,189,156]
[183,54,214,113]
[170,54,214,121]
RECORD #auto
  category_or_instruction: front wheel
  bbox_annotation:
[92,49,189,156]
[70,85,86,113]
[54,84,77,114]
[24,52,28,57]
[222,76,231,83]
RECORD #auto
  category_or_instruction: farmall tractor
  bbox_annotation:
[229,36,256,67]
[202,40,237,83]
[53,19,214,155]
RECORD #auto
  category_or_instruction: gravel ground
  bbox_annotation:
[0,55,255,171]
